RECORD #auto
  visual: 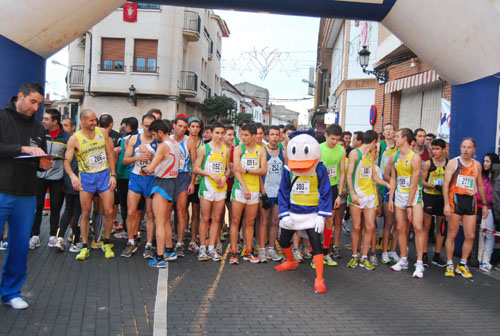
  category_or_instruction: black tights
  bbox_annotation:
[58,193,81,242]
[279,228,323,256]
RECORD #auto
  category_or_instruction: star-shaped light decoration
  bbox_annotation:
[278,53,300,77]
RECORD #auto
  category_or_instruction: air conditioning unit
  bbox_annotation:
[78,35,86,47]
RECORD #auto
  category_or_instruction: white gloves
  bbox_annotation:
[314,216,325,234]
[279,216,293,230]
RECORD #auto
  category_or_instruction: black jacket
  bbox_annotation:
[0,97,46,196]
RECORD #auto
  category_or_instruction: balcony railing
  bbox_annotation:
[183,11,201,41]
[131,65,159,73]
[98,64,126,72]
[216,49,221,60]
[69,65,84,86]
[178,71,198,93]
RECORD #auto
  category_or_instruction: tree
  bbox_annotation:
[201,96,236,121]
[234,112,254,126]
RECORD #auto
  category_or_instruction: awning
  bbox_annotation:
[384,70,440,94]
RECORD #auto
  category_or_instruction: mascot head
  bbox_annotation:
[287,130,321,176]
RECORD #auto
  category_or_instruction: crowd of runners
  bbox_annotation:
[25,106,498,280]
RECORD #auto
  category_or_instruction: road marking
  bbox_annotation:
[153,266,169,336]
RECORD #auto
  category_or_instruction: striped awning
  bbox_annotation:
[384,70,440,94]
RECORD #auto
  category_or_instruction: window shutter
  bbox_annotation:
[101,38,125,61]
[134,39,158,58]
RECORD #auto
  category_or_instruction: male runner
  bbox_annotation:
[388,128,425,278]
[64,109,117,260]
[193,122,230,262]
[187,116,203,253]
[229,123,267,264]
[414,128,430,162]
[443,138,488,278]
[121,114,157,258]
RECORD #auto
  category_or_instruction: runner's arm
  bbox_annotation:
[346,150,358,198]
[104,133,116,176]
[389,154,397,202]
[248,149,267,176]
[338,149,346,195]
[442,159,456,209]
[476,161,488,208]
[142,143,168,174]
[188,139,197,185]
[64,135,77,179]
[406,153,422,206]
[122,135,138,165]
[421,160,434,189]
[192,145,208,177]
[232,145,248,191]
[372,163,390,189]
[318,164,333,218]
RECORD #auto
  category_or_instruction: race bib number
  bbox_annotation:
[243,157,258,170]
[456,175,474,190]
[397,176,411,189]
[327,166,337,179]
[138,159,151,168]
[360,166,372,178]
[88,151,106,168]
[433,178,444,186]
[292,180,310,194]
[207,161,223,174]
[269,163,281,175]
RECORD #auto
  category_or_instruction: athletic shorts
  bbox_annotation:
[394,189,422,210]
[200,188,226,202]
[128,173,155,197]
[331,185,339,209]
[150,178,177,202]
[450,193,476,216]
[382,186,391,202]
[231,188,260,205]
[188,184,200,204]
[349,194,376,209]
[80,170,110,194]
[176,172,191,195]
[268,197,278,206]
[423,193,444,216]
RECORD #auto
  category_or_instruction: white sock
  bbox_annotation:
[208,246,214,252]
[128,239,135,246]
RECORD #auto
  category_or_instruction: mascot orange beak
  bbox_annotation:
[288,159,319,173]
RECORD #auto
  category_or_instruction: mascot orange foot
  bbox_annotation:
[274,247,299,271]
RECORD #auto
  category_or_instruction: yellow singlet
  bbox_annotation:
[75,127,109,174]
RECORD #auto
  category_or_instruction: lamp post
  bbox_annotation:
[129,85,137,106]
[358,46,387,83]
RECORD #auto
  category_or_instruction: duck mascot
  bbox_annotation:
[275,130,332,293]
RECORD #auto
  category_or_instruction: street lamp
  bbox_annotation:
[51,59,69,68]
[358,46,387,83]
[129,85,137,106]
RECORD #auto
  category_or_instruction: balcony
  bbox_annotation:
[131,65,159,74]
[183,11,200,42]
[178,71,198,97]
[68,65,85,99]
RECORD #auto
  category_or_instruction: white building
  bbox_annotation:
[66,3,229,122]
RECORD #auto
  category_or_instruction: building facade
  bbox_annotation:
[66,3,229,122]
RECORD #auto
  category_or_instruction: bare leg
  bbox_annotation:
[230,201,245,251]
[243,204,259,252]
[79,191,94,245]
[395,207,409,258]
[350,205,362,256]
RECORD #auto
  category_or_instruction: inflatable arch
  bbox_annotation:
[2,0,500,159]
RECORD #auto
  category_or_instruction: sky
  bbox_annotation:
[45,8,320,125]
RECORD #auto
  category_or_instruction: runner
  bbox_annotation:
[229,123,267,265]
[315,123,345,268]
[142,120,180,267]
[120,114,157,258]
[187,116,203,254]
[193,122,230,262]
[421,138,448,267]
[442,138,488,278]
[171,116,197,257]
[414,128,431,162]
[346,130,391,271]
[388,128,425,278]
[64,109,117,260]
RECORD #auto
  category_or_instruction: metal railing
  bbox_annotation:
[178,71,198,92]
[216,49,221,59]
[69,65,84,86]
[183,11,200,34]
[132,65,159,73]
[98,63,125,72]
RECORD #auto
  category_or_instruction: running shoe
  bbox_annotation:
[431,254,447,268]
[342,218,352,234]
[267,249,282,262]
[293,248,303,263]
[229,253,239,265]
[75,247,90,261]
[479,262,492,274]
[314,279,327,294]
[243,252,259,263]
[331,245,341,259]
[258,250,268,263]
[174,243,185,257]
[198,246,209,261]
[456,264,472,278]
[91,240,103,249]
[422,253,429,267]
[188,241,199,253]
[149,257,167,268]
[310,259,316,269]
[413,263,425,278]
[323,254,338,266]
[347,256,359,269]
[444,264,455,277]
[344,243,352,250]
[29,236,40,250]
[48,236,57,248]
[121,242,137,258]
[381,252,390,264]
[5,297,29,310]
[0,241,8,251]
[388,252,400,264]
[215,243,223,255]
[376,235,383,250]
[240,245,246,257]
[301,246,313,260]
[143,245,154,259]
[391,259,409,271]
[69,242,82,253]
[164,251,178,261]
[113,231,128,239]
[102,244,115,259]
[369,253,378,266]
[359,258,375,270]
[208,249,222,262]
[54,237,65,252]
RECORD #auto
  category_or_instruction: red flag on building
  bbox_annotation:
[123,2,138,22]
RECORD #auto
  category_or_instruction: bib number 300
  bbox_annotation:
[292,181,310,195]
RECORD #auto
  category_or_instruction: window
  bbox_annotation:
[134,39,158,72]
[101,38,125,71]
[137,3,160,9]
[320,70,329,106]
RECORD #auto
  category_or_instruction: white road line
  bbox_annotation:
[153,266,169,336]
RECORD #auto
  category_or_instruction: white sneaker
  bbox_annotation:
[48,236,57,247]
[0,241,8,251]
[29,236,40,250]
[412,263,425,278]
[215,243,223,255]
[381,252,390,264]
[113,231,128,239]
[479,262,492,274]
[267,249,282,261]
[369,254,379,266]
[55,237,65,252]
[5,297,28,310]
[391,259,409,271]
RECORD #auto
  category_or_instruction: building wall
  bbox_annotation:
[344,88,375,133]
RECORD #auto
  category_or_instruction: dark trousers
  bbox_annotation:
[279,227,323,256]
[32,179,64,237]
[57,193,81,242]
[117,178,129,232]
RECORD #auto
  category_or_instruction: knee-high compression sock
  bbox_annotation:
[313,254,324,281]
[283,246,294,262]
[323,229,333,253]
